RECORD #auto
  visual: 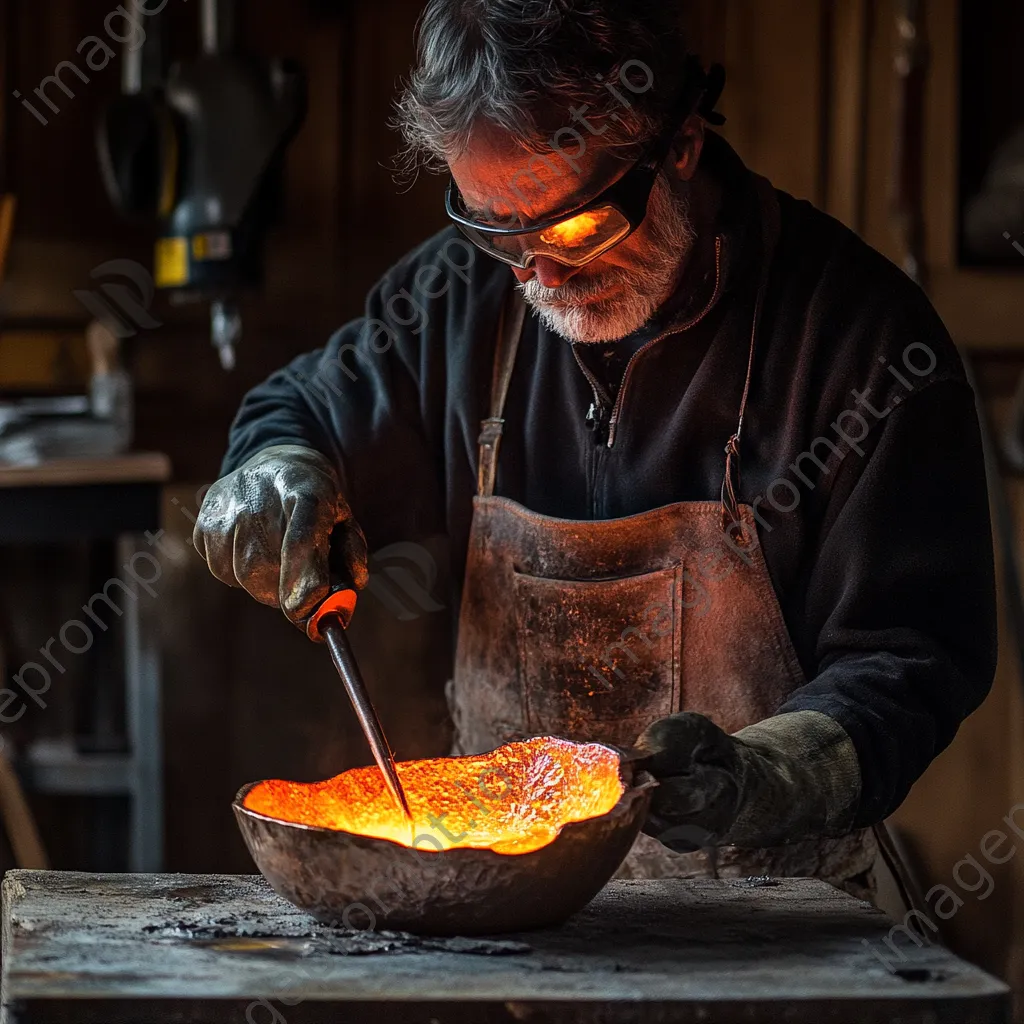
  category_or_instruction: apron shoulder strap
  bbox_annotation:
[720,173,783,535]
[478,288,528,497]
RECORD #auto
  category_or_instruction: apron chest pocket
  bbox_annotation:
[512,565,682,748]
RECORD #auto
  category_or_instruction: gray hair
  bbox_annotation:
[392,0,694,179]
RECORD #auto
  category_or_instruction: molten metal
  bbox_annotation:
[243,736,624,855]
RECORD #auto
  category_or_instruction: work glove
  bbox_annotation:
[633,710,861,851]
[193,444,369,634]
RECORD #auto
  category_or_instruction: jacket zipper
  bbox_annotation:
[573,351,612,516]
[575,354,612,440]
[606,235,723,449]
[571,234,723,516]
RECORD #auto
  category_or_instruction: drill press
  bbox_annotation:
[97,0,307,369]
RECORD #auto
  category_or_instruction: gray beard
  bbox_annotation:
[517,178,697,344]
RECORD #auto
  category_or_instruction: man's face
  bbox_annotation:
[448,120,701,344]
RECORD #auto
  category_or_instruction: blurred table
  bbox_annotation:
[0,453,170,871]
[0,872,1011,1023]
[0,453,169,541]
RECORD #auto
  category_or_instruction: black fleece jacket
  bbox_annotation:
[222,133,997,828]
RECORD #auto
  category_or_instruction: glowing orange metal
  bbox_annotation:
[538,208,613,248]
[243,736,624,856]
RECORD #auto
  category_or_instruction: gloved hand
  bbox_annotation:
[193,444,368,635]
[633,710,861,851]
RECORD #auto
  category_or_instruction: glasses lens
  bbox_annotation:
[454,223,527,268]
[529,206,632,267]
[500,206,631,267]
[454,205,633,269]
[538,207,618,248]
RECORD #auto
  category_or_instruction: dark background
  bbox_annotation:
[0,0,1023,1008]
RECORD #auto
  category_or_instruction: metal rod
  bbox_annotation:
[122,37,142,94]
[321,616,412,822]
[120,535,164,872]
[200,0,218,54]
[120,0,161,96]
[200,0,236,55]
[891,0,928,287]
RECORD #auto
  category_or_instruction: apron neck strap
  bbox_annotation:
[720,173,782,537]
[478,287,528,498]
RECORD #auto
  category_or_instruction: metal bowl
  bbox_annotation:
[232,738,655,935]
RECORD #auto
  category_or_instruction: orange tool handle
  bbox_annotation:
[307,583,357,642]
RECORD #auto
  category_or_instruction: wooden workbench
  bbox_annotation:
[0,870,1010,1023]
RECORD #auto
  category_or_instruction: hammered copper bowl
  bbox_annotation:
[232,736,655,935]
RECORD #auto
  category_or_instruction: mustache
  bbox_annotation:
[518,269,628,307]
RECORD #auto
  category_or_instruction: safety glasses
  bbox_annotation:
[445,146,663,269]
[444,62,724,270]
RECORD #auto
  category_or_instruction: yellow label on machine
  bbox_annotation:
[154,237,188,287]
[192,231,232,261]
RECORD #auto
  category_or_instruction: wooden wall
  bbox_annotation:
[691,0,1024,999]
[0,0,457,862]
[1,0,450,480]
[0,0,1022,1007]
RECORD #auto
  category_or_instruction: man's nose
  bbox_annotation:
[510,257,580,289]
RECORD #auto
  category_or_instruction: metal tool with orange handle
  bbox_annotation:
[308,578,412,822]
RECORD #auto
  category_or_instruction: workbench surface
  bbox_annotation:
[0,870,1010,1023]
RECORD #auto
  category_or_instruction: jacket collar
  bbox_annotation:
[618,130,764,347]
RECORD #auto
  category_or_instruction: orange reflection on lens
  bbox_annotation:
[538,208,614,248]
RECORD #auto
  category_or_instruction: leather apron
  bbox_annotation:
[447,180,877,897]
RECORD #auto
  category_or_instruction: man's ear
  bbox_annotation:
[671,115,706,182]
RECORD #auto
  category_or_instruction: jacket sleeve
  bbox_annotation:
[220,243,461,551]
[778,375,998,827]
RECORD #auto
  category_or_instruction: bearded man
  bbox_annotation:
[195,0,996,900]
